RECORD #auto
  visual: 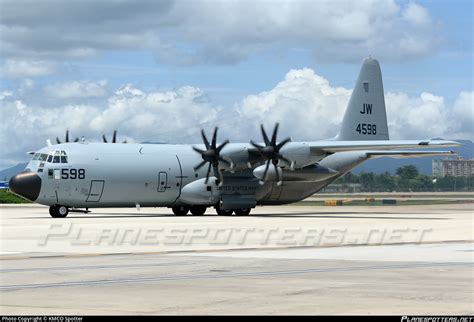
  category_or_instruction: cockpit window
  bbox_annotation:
[32,153,49,161]
[47,150,68,163]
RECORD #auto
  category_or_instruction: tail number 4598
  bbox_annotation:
[356,123,377,135]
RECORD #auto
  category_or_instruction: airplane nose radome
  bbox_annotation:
[9,171,41,201]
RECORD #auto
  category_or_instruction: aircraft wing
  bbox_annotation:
[310,139,461,154]
[363,150,457,159]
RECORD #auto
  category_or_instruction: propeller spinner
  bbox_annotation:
[192,127,231,184]
[250,123,292,185]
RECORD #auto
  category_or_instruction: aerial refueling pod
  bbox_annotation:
[180,177,220,205]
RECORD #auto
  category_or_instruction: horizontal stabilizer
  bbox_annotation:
[310,139,461,154]
[365,150,456,159]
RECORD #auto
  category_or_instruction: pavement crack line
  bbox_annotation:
[1,261,472,291]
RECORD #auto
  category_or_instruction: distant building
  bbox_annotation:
[432,158,474,178]
[0,181,8,189]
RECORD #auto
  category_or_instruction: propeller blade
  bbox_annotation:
[56,138,61,144]
[192,146,206,154]
[260,124,270,146]
[276,137,291,150]
[194,127,231,185]
[252,122,290,184]
[216,140,229,153]
[193,160,207,171]
[65,130,69,143]
[201,130,210,150]
[102,134,108,143]
[274,163,280,183]
[218,157,231,167]
[204,162,212,185]
[213,163,221,183]
[278,155,292,167]
[74,138,79,142]
[262,160,271,182]
[112,130,117,143]
[211,127,218,149]
[271,123,279,146]
[250,140,264,150]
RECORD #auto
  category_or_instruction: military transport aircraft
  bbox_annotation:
[9,58,459,217]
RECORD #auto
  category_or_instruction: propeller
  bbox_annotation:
[102,130,127,143]
[250,123,292,185]
[56,130,79,144]
[192,127,231,184]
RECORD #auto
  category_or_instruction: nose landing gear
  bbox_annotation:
[49,205,69,218]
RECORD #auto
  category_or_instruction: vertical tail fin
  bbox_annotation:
[336,57,389,141]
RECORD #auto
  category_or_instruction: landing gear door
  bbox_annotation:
[157,171,168,192]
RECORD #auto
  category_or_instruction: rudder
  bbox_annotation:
[336,57,389,141]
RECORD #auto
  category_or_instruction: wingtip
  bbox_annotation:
[428,139,463,147]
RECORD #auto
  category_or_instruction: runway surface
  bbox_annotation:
[0,203,473,314]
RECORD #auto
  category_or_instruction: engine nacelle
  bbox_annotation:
[180,177,220,205]
[253,164,282,181]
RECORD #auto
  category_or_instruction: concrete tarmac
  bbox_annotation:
[0,203,472,314]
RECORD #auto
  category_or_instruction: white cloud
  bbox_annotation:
[1,69,471,169]
[44,80,108,99]
[0,83,220,168]
[0,59,57,78]
[385,92,450,139]
[402,2,432,27]
[0,91,13,100]
[236,68,351,140]
[0,0,441,67]
[451,91,474,138]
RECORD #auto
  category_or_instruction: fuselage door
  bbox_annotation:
[86,180,105,202]
[157,171,168,192]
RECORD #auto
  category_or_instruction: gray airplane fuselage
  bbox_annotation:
[24,142,362,209]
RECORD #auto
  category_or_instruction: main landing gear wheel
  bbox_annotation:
[190,206,207,216]
[49,205,69,218]
[172,206,189,216]
[215,204,233,216]
[234,208,251,216]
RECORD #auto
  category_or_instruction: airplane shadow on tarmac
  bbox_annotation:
[23,211,447,220]
[250,213,447,220]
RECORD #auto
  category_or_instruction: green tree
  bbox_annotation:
[376,171,397,192]
[396,165,419,191]
[359,172,376,192]
[396,165,419,180]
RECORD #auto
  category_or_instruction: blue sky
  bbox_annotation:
[0,0,473,169]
